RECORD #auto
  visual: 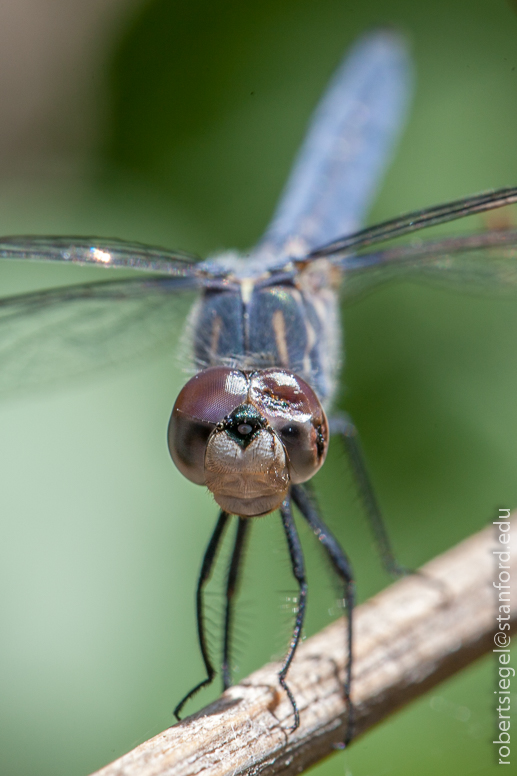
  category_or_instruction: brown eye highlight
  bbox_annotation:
[168,367,249,484]
[250,369,329,483]
[173,367,249,424]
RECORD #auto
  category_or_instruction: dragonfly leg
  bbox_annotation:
[291,484,355,747]
[278,497,308,731]
[329,412,409,577]
[222,517,250,690]
[174,510,231,721]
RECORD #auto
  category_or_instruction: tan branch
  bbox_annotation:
[91,517,516,776]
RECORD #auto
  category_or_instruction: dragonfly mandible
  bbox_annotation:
[1,30,517,746]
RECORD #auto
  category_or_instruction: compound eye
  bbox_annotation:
[250,369,328,483]
[168,367,249,484]
[278,415,328,483]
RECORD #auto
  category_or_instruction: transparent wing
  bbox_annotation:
[0,272,204,394]
[311,186,517,258]
[0,235,201,274]
[261,29,412,255]
[292,186,517,298]
[339,230,517,299]
[0,235,234,393]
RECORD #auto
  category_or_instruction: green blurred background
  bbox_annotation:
[0,0,516,774]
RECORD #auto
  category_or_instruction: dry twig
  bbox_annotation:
[91,517,515,776]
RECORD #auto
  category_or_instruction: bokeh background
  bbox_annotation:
[0,0,516,774]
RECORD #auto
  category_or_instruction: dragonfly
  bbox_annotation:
[2,30,517,746]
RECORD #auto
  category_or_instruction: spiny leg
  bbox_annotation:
[222,517,250,690]
[279,496,308,731]
[291,484,355,747]
[329,412,408,577]
[174,510,230,720]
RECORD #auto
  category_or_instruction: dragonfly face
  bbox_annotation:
[168,366,328,515]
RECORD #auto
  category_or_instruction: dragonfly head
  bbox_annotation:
[168,366,328,516]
